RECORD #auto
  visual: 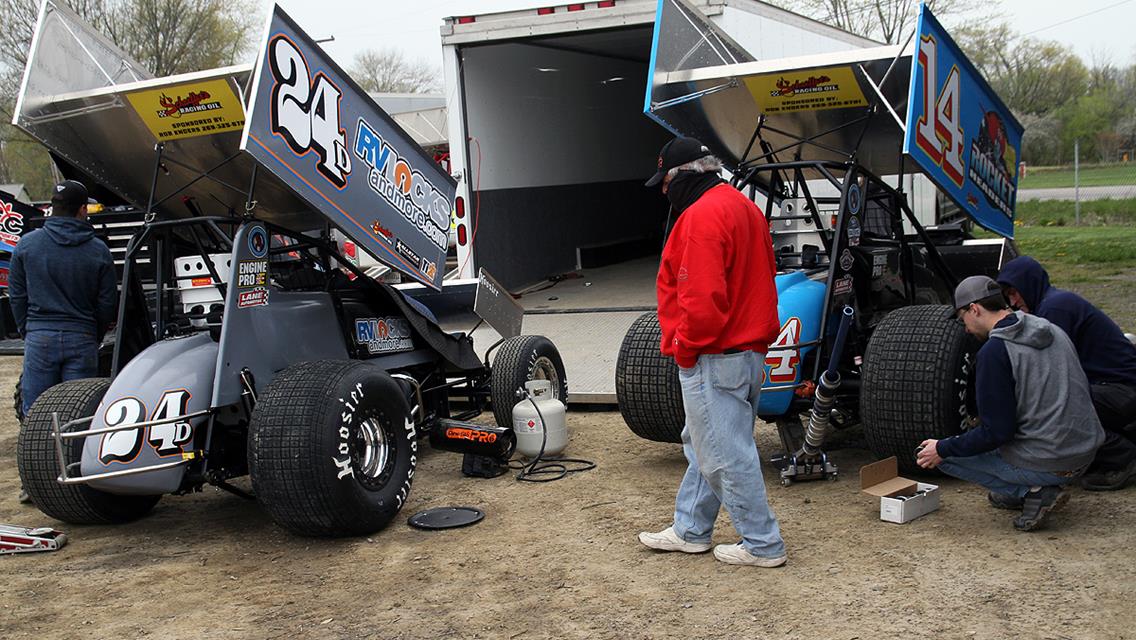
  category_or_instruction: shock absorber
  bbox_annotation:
[779,305,854,486]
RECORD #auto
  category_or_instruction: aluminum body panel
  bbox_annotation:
[81,332,217,495]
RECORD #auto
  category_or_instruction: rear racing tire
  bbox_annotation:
[861,305,978,473]
[615,312,685,443]
[17,378,162,524]
[490,335,568,430]
[248,360,417,537]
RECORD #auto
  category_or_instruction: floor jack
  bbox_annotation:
[773,306,853,486]
[0,524,68,555]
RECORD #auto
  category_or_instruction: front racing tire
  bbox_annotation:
[615,313,685,443]
[490,335,568,430]
[248,360,417,537]
[17,378,161,524]
[861,305,978,473]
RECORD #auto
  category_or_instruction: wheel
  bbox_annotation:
[17,378,161,524]
[13,372,23,423]
[248,360,417,537]
[615,312,684,443]
[490,335,568,430]
[861,305,978,474]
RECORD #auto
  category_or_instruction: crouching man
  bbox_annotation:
[916,276,1104,531]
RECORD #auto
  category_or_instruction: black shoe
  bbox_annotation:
[1081,458,1136,491]
[1013,486,1069,531]
[987,492,1023,510]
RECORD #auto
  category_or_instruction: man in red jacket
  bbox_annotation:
[637,136,786,567]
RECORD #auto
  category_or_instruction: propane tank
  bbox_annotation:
[512,380,567,458]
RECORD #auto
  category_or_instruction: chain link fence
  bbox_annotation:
[1017,144,1136,226]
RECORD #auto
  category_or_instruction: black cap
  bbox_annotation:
[645,136,712,187]
[954,275,1003,310]
[50,180,95,208]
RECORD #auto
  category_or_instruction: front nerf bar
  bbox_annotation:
[50,409,214,485]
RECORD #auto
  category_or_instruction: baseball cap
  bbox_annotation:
[50,180,96,207]
[953,275,1004,310]
[645,136,712,187]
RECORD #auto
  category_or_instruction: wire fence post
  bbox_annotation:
[1074,139,1081,226]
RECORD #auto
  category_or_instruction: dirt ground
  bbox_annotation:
[1,354,1134,640]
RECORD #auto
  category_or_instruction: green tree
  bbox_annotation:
[954,22,1089,117]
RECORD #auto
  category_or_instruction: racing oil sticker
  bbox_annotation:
[744,65,867,115]
[126,78,245,141]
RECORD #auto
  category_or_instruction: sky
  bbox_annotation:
[263,0,1136,76]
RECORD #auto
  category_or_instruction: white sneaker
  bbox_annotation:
[637,527,712,553]
[713,543,787,567]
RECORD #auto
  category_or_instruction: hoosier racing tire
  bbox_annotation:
[18,378,161,524]
[248,360,417,537]
[615,313,685,443]
[861,305,978,474]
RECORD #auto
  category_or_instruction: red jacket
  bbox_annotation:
[657,183,779,368]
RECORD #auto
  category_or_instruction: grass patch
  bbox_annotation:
[1014,198,1136,227]
[1019,163,1136,189]
[989,225,1136,327]
[1012,226,1136,270]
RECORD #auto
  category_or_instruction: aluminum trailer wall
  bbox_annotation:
[443,0,879,290]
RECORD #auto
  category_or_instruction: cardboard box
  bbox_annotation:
[860,456,941,524]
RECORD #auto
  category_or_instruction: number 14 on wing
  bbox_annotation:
[915,35,965,188]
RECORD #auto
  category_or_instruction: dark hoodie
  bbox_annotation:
[9,216,117,337]
[997,255,1136,386]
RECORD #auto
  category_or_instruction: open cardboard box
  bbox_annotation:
[860,456,940,523]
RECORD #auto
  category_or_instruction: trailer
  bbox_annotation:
[439,0,955,402]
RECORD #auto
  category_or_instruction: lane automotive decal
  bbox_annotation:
[355,317,413,354]
[238,288,270,308]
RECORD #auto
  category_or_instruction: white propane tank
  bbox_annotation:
[512,379,567,458]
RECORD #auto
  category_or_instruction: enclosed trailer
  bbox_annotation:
[441,0,886,291]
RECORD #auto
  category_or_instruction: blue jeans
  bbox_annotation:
[671,352,785,558]
[939,451,1075,499]
[22,329,99,416]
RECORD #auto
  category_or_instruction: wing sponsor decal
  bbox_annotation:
[126,78,245,141]
[745,65,867,115]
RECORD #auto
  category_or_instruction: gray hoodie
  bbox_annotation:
[993,312,1104,472]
